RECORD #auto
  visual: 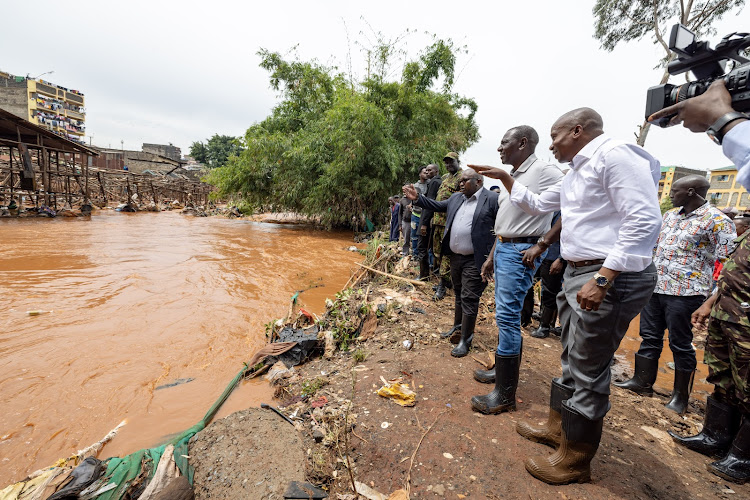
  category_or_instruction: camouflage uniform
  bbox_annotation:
[706,230,750,414]
[432,170,462,280]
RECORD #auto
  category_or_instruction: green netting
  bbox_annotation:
[95,362,249,499]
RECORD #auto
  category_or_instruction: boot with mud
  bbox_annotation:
[613,353,658,396]
[665,368,694,414]
[474,338,522,383]
[516,378,574,448]
[525,403,602,485]
[669,394,741,457]
[531,307,557,339]
[451,315,475,358]
[708,416,750,484]
[440,306,462,342]
[471,352,519,414]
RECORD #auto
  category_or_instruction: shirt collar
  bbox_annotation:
[512,154,537,176]
[679,200,710,217]
[569,134,608,170]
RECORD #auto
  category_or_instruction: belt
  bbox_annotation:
[497,236,539,244]
[568,259,605,268]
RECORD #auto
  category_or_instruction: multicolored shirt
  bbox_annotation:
[653,202,736,297]
[431,171,461,227]
[712,230,750,327]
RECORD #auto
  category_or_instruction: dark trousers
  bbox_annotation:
[637,293,705,371]
[401,220,411,256]
[449,254,487,317]
[540,258,565,311]
[417,223,431,267]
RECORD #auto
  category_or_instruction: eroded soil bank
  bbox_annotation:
[191,243,750,499]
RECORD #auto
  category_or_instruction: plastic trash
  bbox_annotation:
[376,376,416,407]
[27,310,52,316]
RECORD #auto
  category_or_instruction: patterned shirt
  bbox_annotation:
[653,202,736,297]
[432,171,461,227]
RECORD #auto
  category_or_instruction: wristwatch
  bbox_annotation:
[537,236,550,249]
[593,273,613,289]
[706,111,749,145]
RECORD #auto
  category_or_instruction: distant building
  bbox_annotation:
[657,165,708,203]
[142,143,181,161]
[0,70,86,144]
[93,147,182,175]
[708,165,749,211]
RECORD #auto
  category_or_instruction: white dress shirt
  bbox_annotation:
[723,119,750,191]
[449,193,479,255]
[509,135,662,273]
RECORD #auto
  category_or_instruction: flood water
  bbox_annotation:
[0,211,362,485]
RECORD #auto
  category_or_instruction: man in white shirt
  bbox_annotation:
[470,108,662,485]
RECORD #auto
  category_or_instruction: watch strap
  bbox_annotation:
[707,111,749,145]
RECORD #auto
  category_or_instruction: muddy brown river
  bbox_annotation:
[0,211,362,485]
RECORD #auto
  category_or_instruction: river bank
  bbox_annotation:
[188,240,750,499]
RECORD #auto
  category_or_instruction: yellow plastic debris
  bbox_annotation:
[376,377,416,407]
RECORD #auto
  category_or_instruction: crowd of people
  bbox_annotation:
[390,80,750,485]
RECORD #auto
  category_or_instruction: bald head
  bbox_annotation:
[549,108,605,163]
[554,108,604,134]
[673,175,710,198]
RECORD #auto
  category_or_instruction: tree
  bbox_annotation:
[189,134,244,169]
[206,35,479,229]
[660,196,674,214]
[593,0,745,145]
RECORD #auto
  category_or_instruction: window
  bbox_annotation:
[717,175,730,182]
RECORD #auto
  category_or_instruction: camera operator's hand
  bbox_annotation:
[648,80,734,132]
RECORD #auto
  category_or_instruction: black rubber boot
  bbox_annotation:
[474,338,522,383]
[451,315,476,358]
[665,368,694,414]
[440,306,462,342]
[525,403,603,485]
[613,353,658,396]
[419,258,430,280]
[531,308,557,339]
[669,394,741,457]
[471,352,519,414]
[708,417,750,484]
[434,278,448,301]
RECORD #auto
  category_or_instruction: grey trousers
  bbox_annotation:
[557,263,657,420]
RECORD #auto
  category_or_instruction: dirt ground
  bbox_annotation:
[190,264,750,499]
[189,408,305,499]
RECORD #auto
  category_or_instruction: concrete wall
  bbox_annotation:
[0,86,29,120]
[142,143,181,161]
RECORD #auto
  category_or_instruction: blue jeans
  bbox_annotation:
[494,242,545,355]
[410,214,420,256]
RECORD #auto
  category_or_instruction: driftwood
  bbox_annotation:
[355,263,429,287]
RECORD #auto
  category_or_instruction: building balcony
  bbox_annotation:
[65,108,85,120]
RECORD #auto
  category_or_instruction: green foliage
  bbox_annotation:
[593,1,745,57]
[190,134,244,169]
[301,377,328,397]
[660,196,674,214]
[206,35,479,228]
[352,348,368,363]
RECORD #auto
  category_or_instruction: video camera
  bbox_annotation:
[645,24,750,126]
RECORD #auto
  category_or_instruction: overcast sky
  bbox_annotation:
[1,1,746,176]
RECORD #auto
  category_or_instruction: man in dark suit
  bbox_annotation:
[403,169,500,357]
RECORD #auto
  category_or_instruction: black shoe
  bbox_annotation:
[532,307,557,339]
[451,315,476,358]
[708,417,750,484]
[665,368,694,414]
[550,326,562,337]
[441,307,463,341]
[532,311,541,321]
[434,280,447,301]
[613,353,658,396]
[669,395,741,457]
[471,352,519,414]
[440,324,461,339]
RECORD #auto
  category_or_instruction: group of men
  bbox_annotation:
[399,80,750,485]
